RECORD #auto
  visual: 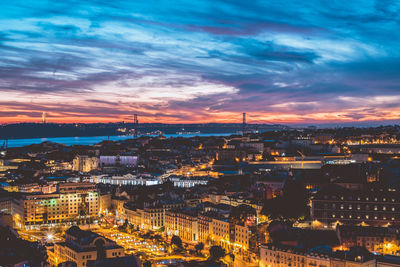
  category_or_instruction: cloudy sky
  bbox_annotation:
[0,0,399,124]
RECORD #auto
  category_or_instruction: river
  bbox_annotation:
[5,133,236,148]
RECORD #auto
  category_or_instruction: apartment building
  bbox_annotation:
[259,244,376,267]
[14,183,99,229]
[312,185,400,227]
[337,225,400,254]
[124,201,184,231]
[165,209,199,243]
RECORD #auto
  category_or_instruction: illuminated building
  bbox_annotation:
[124,201,184,231]
[50,226,124,267]
[18,182,57,194]
[214,195,263,217]
[111,197,127,220]
[165,209,199,243]
[198,213,213,243]
[0,158,19,171]
[99,194,111,214]
[124,207,142,228]
[248,159,323,170]
[168,176,210,188]
[337,225,400,254]
[72,155,99,173]
[259,244,376,267]
[14,183,99,229]
[235,224,250,252]
[171,165,220,178]
[312,185,400,227]
[142,207,165,231]
[90,173,159,186]
[211,218,230,249]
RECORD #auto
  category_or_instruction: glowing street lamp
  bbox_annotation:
[47,233,54,241]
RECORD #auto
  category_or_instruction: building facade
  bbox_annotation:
[259,244,376,267]
[72,156,99,173]
[312,186,400,227]
[50,226,124,267]
[14,183,99,229]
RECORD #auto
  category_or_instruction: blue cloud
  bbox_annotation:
[0,0,399,123]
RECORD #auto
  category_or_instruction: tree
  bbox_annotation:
[261,178,309,221]
[195,242,204,255]
[209,245,225,262]
[171,235,183,249]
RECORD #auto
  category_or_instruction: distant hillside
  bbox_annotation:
[0,123,286,139]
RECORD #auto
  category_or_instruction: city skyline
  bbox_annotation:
[1,1,400,125]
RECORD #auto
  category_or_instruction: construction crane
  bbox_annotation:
[297,150,305,168]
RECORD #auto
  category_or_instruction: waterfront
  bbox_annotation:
[5,133,235,148]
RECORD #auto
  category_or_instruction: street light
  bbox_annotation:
[47,233,54,241]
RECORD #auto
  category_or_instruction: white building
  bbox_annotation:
[168,176,209,188]
[90,173,159,186]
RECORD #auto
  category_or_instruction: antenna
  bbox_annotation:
[133,114,139,138]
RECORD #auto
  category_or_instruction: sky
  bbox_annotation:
[0,0,400,125]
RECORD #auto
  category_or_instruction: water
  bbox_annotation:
[6,133,236,148]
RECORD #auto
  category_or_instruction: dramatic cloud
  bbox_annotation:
[0,0,399,124]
